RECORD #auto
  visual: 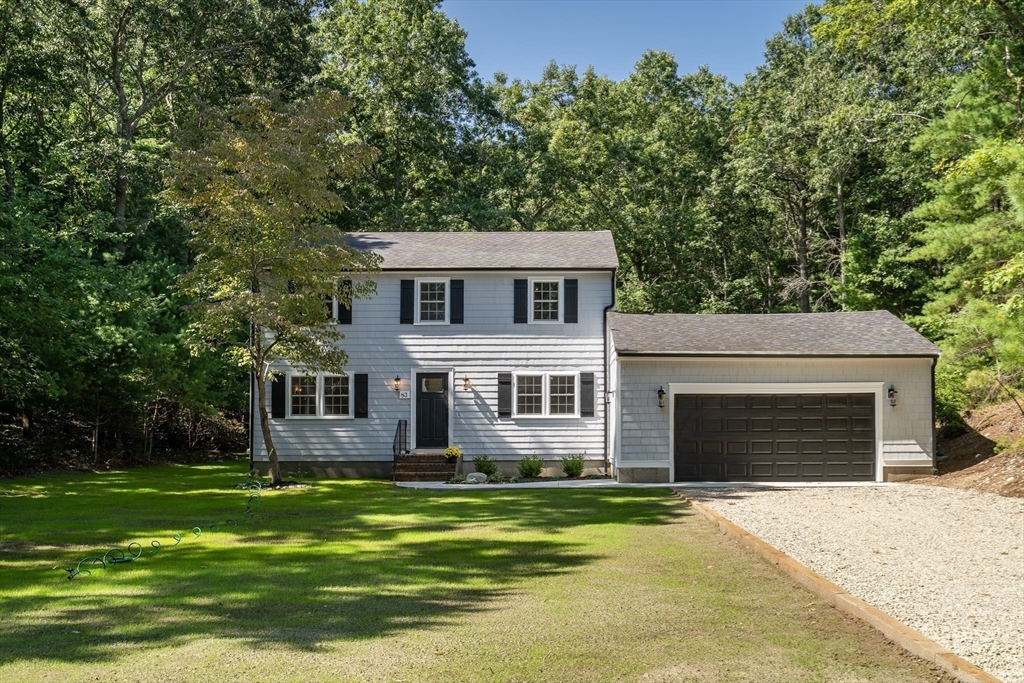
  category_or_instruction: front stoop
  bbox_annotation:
[393,453,457,482]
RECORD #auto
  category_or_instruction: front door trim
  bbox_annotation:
[667,382,885,483]
[410,366,454,451]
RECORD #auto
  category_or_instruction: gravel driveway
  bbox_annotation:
[683,484,1024,683]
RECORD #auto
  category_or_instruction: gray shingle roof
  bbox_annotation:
[343,231,619,270]
[609,310,939,357]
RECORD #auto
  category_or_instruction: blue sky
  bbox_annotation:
[442,0,810,84]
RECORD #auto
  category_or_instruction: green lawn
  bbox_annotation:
[0,463,947,682]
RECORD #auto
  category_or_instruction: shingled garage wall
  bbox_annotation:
[606,311,940,484]
[613,357,935,483]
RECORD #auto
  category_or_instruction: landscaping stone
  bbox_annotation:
[466,472,487,484]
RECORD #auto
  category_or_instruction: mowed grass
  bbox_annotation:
[0,464,947,683]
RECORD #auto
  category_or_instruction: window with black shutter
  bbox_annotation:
[564,279,578,323]
[270,376,285,419]
[354,374,369,418]
[337,280,352,324]
[513,280,528,323]
[400,280,414,324]
[450,279,464,324]
[580,372,595,417]
[497,372,512,418]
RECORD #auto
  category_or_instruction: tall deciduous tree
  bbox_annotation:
[317,0,494,232]
[170,92,379,483]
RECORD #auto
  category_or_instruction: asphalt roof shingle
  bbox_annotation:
[343,231,619,270]
[608,310,939,357]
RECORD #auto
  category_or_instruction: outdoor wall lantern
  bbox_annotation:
[462,376,473,390]
[657,386,666,409]
[393,376,402,393]
[888,384,898,407]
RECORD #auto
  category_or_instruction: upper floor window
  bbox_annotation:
[531,278,561,322]
[417,278,449,324]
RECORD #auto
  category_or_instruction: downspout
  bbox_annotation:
[931,356,938,475]
[603,268,617,476]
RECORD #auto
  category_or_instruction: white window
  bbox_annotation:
[513,372,579,417]
[322,375,351,416]
[288,373,353,418]
[530,278,562,323]
[416,278,449,324]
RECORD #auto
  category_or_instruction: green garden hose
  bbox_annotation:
[63,478,264,580]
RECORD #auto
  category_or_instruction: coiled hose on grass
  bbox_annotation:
[63,478,264,580]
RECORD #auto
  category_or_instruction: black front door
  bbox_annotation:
[416,373,449,449]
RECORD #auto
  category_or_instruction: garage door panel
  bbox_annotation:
[726,418,747,432]
[852,394,874,408]
[801,394,824,409]
[801,417,823,431]
[674,392,875,482]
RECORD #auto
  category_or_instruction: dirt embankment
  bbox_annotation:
[910,400,1024,498]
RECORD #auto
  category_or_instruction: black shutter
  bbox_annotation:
[513,279,528,323]
[337,280,352,324]
[354,374,368,418]
[400,280,414,324]
[450,279,464,324]
[564,278,578,323]
[580,372,595,417]
[324,296,335,320]
[271,375,285,419]
[497,372,512,418]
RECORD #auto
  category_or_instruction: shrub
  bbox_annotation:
[561,453,585,478]
[486,472,504,483]
[473,454,497,476]
[517,455,543,478]
[444,445,462,462]
[448,473,467,484]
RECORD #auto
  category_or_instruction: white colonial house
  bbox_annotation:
[252,230,939,483]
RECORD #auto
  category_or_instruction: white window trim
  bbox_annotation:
[286,372,354,419]
[414,277,450,325]
[512,371,580,418]
[528,277,563,324]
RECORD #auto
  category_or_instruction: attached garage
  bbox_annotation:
[607,311,940,483]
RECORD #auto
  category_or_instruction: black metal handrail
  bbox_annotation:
[392,419,409,480]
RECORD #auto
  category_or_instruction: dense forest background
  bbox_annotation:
[1,0,1021,474]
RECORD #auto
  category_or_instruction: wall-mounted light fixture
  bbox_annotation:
[462,377,472,390]
[888,384,898,407]
[657,386,666,409]
[393,376,402,393]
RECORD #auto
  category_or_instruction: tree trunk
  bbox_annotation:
[798,196,810,313]
[255,366,283,484]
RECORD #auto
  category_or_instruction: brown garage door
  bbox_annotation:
[673,393,875,482]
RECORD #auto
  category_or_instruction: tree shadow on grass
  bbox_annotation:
[0,464,690,665]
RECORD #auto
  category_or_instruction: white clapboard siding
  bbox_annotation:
[252,270,613,463]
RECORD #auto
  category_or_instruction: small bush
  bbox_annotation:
[473,454,497,476]
[448,473,467,484]
[517,455,543,478]
[561,453,585,478]
[486,472,504,483]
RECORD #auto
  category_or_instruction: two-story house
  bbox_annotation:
[253,231,618,479]
[252,230,940,484]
